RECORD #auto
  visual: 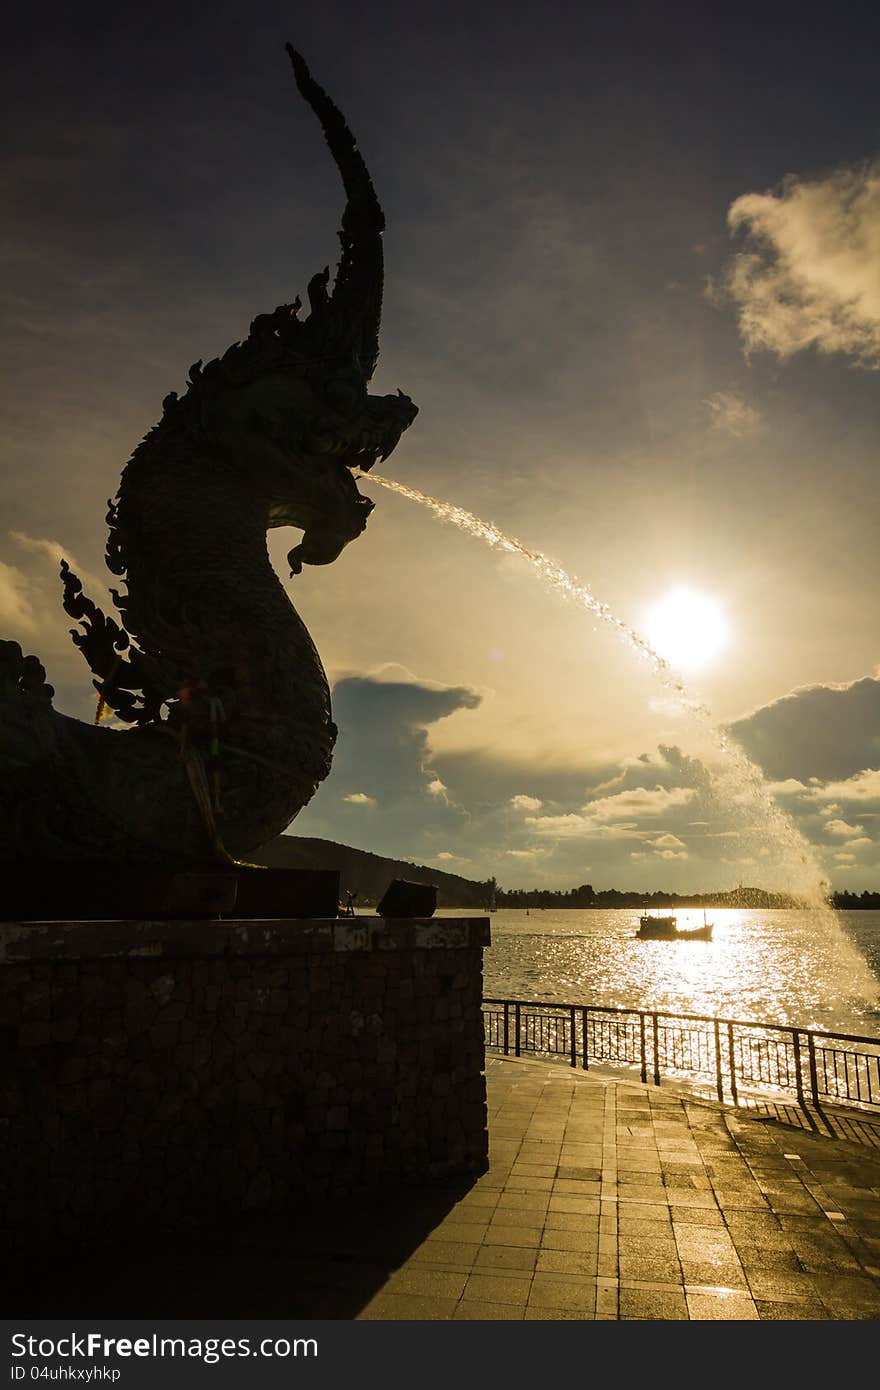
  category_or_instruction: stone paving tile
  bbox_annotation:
[618,1216,674,1237]
[619,1234,680,1259]
[686,1291,759,1319]
[730,1242,802,1272]
[679,1259,747,1289]
[743,1269,823,1303]
[541,1227,604,1254]
[810,1274,880,1318]
[619,1287,688,1319]
[669,1206,726,1227]
[487,1206,546,1230]
[453,1301,526,1319]
[536,1248,600,1276]
[755,1299,829,1320]
[543,1210,600,1234]
[383,1269,469,1299]
[619,1252,682,1283]
[548,1194,601,1214]
[474,1244,539,1272]
[463,1273,533,1303]
[527,1276,597,1315]
[496,1190,551,1212]
[485,1221,545,1249]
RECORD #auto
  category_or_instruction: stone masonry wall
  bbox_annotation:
[0,916,490,1248]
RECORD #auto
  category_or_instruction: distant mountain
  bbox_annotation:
[255,834,494,909]
[255,836,861,909]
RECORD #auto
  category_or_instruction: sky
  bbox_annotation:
[3,0,880,892]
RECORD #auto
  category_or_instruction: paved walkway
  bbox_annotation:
[19,1055,880,1320]
[357,1056,880,1320]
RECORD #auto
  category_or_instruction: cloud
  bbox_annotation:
[703,390,761,436]
[0,560,36,631]
[523,786,696,842]
[809,768,880,805]
[291,671,481,857]
[728,677,880,782]
[510,794,543,812]
[824,818,864,838]
[579,785,698,823]
[720,161,880,367]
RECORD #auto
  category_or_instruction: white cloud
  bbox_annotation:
[651,833,687,850]
[581,786,697,822]
[510,794,543,812]
[523,786,696,841]
[341,792,377,807]
[426,778,448,797]
[10,530,108,599]
[703,390,761,436]
[0,560,36,631]
[810,769,880,803]
[825,818,865,838]
[766,779,810,796]
[721,161,880,367]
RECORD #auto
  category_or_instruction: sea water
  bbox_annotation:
[434,906,880,1037]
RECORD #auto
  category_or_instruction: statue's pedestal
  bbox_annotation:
[0,915,490,1249]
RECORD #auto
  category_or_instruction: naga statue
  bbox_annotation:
[0,47,417,866]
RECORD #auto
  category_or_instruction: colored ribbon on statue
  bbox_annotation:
[94,650,124,726]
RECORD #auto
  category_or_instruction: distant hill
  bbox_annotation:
[255,834,494,909]
[254,836,874,909]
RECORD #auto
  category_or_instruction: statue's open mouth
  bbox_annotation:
[284,391,418,575]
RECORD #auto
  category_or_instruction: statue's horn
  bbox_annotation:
[286,45,384,379]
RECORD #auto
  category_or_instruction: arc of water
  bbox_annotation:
[354,470,879,1012]
[353,473,817,894]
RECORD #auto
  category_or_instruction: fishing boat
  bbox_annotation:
[635,910,713,941]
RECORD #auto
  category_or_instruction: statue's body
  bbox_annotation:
[0,47,416,864]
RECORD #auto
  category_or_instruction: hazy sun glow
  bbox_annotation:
[643,586,730,673]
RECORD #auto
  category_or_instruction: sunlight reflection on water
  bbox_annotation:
[473,908,880,1035]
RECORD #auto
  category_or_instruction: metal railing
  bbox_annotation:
[482,997,880,1112]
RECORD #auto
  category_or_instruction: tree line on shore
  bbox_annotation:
[487,881,880,910]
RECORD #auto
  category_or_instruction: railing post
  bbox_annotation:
[569,1006,577,1069]
[652,1013,661,1087]
[792,1029,805,1105]
[581,1007,589,1070]
[807,1031,820,1105]
[714,1018,724,1102]
[503,1001,510,1057]
[514,1001,521,1057]
[639,1012,647,1084]
[727,1021,738,1106]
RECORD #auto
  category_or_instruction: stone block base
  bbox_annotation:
[0,915,490,1247]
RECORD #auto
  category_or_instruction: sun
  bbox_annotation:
[642,585,730,673]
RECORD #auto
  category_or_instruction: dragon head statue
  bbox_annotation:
[155,45,417,575]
